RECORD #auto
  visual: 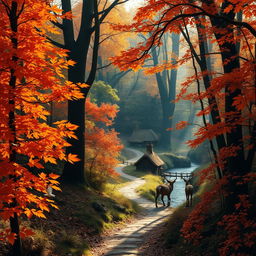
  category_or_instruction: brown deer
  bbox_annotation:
[155,177,176,208]
[183,178,193,207]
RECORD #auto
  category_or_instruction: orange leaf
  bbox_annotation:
[67,153,80,164]
[49,173,59,179]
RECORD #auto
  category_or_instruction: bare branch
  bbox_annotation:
[46,36,65,49]
[50,20,63,30]
[0,0,11,14]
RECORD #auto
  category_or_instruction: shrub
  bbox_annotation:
[159,153,191,169]
[56,231,91,256]
[22,229,53,256]
[136,174,163,201]
[187,142,211,164]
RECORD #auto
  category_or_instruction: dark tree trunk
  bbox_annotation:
[195,21,227,163]
[161,100,174,149]
[181,21,227,152]
[60,0,125,184]
[182,4,247,205]
[10,213,21,256]
[167,33,179,149]
[61,0,94,183]
[62,61,87,183]
[207,0,248,212]
[62,0,100,183]
[8,2,22,254]
[97,56,104,81]
[61,53,88,183]
[152,33,180,150]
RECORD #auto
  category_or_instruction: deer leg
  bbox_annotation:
[186,193,189,207]
[190,194,193,207]
[161,195,165,206]
[155,193,159,208]
[167,194,170,207]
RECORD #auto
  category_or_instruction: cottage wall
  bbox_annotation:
[135,157,158,173]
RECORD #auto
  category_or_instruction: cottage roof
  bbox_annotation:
[128,129,159,143]
[135,152,164,167]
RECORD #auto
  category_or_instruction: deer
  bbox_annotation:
[155,177,176,208]
[183,178,193,207]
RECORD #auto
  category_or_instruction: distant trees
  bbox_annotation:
[112,0,256,254]
[151,33,180,149]
[94,3,132,87]
[115,92,163,135]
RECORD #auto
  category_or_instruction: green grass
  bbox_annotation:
[122,165,163,201]
[73,183,140,234]
[104,184,140,215]
[56,231,91,256]
[13,225,54,256]
[104,169,140,214]
[136,174,163,201]
[122,165,147,178]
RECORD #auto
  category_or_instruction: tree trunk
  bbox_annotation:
[167,33,180,149]
[161,100,174,150]
[60,0,120,183]
[61,0,93,184]
[181,21,227,152]
[151,33,179,150]
[8,2,22,254]
[208,1,248,212]
[97,56,104,81]
[10,213,22,256]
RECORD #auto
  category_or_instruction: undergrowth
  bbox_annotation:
[136,174,163,201]
[123,165,163,201]
[162,165,227,256]
[0,181,139,256]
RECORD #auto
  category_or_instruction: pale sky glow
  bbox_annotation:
[124,0,145,12]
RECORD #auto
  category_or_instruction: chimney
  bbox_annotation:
[146,143,153,154]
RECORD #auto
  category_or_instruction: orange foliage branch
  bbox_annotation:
[0,0,84,246]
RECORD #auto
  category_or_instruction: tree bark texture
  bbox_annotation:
[152,33,180,150]
[8,1,22,255]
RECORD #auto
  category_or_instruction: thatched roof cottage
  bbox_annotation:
[134,144,164,174]
[128,129,159,145]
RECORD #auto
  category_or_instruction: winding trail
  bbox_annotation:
[99,148,174,256]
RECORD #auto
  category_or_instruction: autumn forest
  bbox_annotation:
[0,0,256,255]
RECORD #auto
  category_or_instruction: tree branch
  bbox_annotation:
[46,36,65,49]
[160,3,256,37]
[91,0,129,31]
[50,20,63,30]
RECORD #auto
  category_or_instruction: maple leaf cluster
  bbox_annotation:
[0,0,85,244]
[85,99,123,190]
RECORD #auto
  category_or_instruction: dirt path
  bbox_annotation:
[97,148,173,256]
